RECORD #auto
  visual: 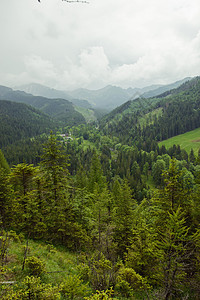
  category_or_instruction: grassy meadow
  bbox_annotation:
[159,127,200,154]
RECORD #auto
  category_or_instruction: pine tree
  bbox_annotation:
[156,208,199,300]
[0,149,9,172]
[40,132,69,203]
[87,151,106,193]
[112,179,137,259]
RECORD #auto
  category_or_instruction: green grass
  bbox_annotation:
[2,237,79,285]
[159,127,200,154]
[0,234,95,299]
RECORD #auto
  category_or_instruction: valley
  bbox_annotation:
[0,77,200,299]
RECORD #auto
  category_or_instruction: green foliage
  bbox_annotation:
[100,77,200,152]
[155,208,199,299]
[87,252,114,291]
[25,256,45,277]
[1,81,200,300]
[87,152,106,193]
[0,99,56,149]
[152,159,166,186]
[1,276,60,300]
[84,288,116,300]
[3,135,47,166]
[60,274,90,299]
[0,150,9,172]
[115,267,150,298]
[9,163,37,197]
[112,179,136,258]
[0,167,13,226]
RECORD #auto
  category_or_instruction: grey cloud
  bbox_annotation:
[0,0,200,89]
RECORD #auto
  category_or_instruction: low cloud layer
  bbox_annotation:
[0,0,200,90]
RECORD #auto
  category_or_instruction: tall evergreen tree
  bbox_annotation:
[112,179,137,259]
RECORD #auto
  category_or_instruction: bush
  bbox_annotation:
[25,256,45,277]
[84,288,117,300]
[115,267,150,298]
[1,276,60,300]
[60,274,90,299]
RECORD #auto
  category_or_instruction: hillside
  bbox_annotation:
[15,79,191,112]
[1,83,200,299]
[155,76,200,98]
[0,99,56,148]
[16,82,92,109]
[159,127,200,154]
[1,127,200,299]
[0,85,86,126]
[100,76,200,149]
[141,77,191,98]
[66,79,191,110]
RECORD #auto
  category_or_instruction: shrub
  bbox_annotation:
[84,288,116,300]
[25,256,45,277]
[60,274,90,299]
[115,267,150,298]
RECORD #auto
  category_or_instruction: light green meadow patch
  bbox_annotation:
[75,106,97,123]
[159,127,200,154]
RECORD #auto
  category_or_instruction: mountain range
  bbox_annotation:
[16,77,191,111]
[0,86,86,126]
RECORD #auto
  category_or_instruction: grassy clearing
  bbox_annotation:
[75,107,97,123]
[3,237,79,286]
[159,127,200,154]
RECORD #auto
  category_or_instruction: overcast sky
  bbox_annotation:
[0,0,200,90]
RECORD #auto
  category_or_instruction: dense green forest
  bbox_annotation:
[0,100,56,148]
[100,77,200,151]
[0,77,200,299]
[0,86,87,126]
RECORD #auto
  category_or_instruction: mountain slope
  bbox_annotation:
[141,77,191,98]
[0,86,86,126]
[16,83,92,109]
[159,127,200,154]
[68,85,133,110]
[16,79,191,112]
[0,100,56,147]
[100,76,200,148]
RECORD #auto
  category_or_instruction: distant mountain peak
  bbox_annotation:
[12,77,194,111]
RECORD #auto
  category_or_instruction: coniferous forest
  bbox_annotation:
[0,77,200,299]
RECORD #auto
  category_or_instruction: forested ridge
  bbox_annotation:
[0,86,86,127]
[100,77,200,151]
[0,77,200,299]
[0,100,56,148]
